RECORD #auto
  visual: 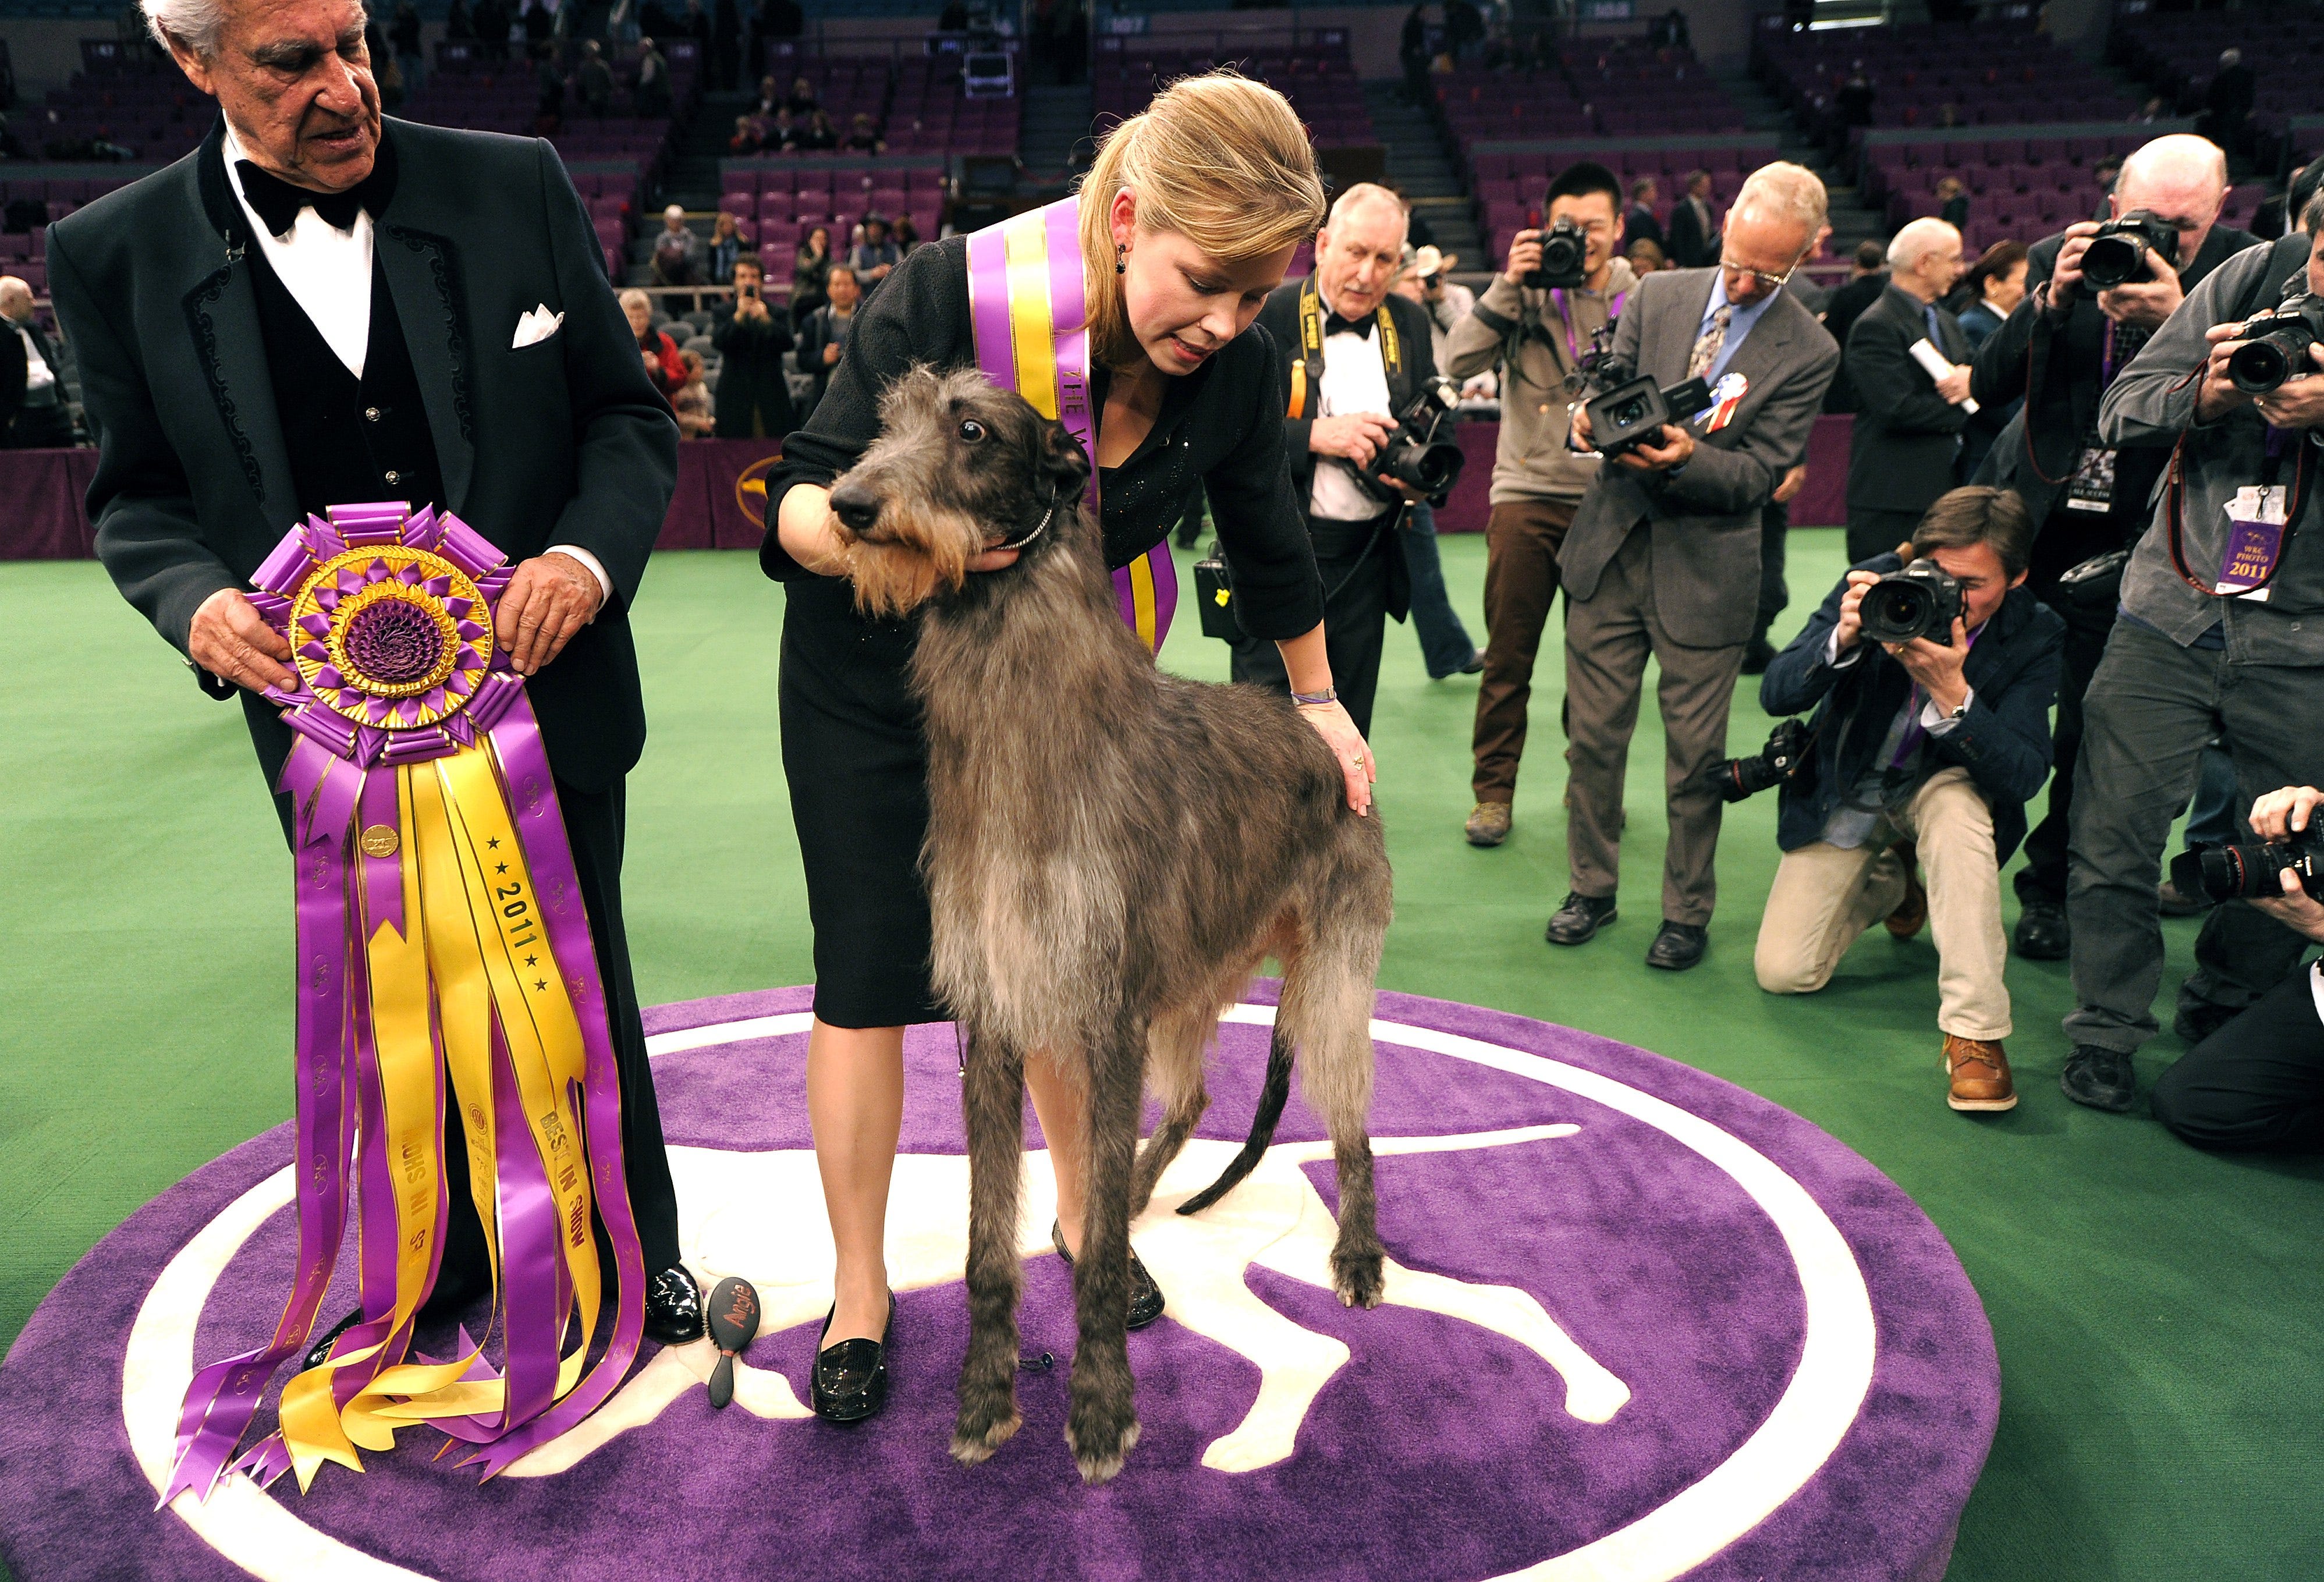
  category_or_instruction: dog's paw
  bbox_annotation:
[1333,1248,1386,1310]
[950,1410,1021,1466]
[1066,1414,1141,1485]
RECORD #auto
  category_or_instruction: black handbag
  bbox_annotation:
[1194,541,1243,640]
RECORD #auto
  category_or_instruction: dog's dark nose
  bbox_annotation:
[829,483,881,535]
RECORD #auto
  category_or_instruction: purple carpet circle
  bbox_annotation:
[0,985,1996,1581]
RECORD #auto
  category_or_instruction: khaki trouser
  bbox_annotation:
[1753,767,2013,1041]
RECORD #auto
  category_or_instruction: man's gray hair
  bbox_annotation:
[142,0,229,58]
[1730,161,1829,238]
[1325,182,1408,235]
[1887,217,1961,272]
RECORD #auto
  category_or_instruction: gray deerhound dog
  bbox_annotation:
[825,366,1394,1484]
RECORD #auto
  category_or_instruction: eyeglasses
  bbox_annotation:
[1718,256,1800,292]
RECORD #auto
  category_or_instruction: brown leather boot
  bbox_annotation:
[1885,841,1928,938]
[1943,1034,2017,1112]
[1465,801,1513,847]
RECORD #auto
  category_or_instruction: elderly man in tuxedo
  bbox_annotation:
[1549,162,1841,971]
[0,276,73,447]
[49,0,700,1352]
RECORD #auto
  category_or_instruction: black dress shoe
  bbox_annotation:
[2173,999,2243,1045]
[1740,637,1778,675]
[1545,891,1619,946]
[2013,900,2070,961]
[644,1266,706,1346]
[1645,920,1709,971]
[812,1293,894,1424]
[1051,1221,1165,1330]
[2060,1045,2138,1113]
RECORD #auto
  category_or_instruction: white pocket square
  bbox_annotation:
[512,305,565,349]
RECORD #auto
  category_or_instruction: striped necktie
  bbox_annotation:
[1688,304,1732,379]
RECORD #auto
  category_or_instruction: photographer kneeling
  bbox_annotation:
[1752,487,2064,1112]
[2151,785,2324,1151]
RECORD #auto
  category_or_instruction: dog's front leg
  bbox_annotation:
[952,1024,1026,1464]
[1066,1012,1147,1484]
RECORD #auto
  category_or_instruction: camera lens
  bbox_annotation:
[2081,234,2146,290]
[2230,337,2292,394]
[1612,396,1647,427]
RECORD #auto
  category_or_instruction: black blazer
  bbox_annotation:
[1623,201,1664,252]
[0,316,23,436]
[1761,556,2065,864]
[792,303,851,416]
[1844,285,1973,515]
[1968,222,2256,527]
[710,300,797,439]
[48,116,679,793]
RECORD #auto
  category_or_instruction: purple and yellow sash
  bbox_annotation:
[160,502,647,1503]
[964,197,1178,652]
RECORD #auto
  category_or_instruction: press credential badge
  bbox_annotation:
[2218,484,2290,601]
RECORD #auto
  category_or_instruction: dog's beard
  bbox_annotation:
[839,509,981,619]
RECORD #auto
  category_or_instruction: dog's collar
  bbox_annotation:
[992,482,1069,554]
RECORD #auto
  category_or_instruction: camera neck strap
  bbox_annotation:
[1289,278,1401,420]
[2162,426,2312,598]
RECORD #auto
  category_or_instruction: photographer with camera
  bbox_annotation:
[710,254,799,441]
[1968,135,2256,963]
[1234,183,1444,736]
[1442,160,1638,847]
[2151,783,2324,1151]
[1548,162,1840,971]
[2050,197,2324,1115]
[1750,488,2064,1111]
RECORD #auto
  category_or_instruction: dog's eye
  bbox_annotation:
[957,419,987,444]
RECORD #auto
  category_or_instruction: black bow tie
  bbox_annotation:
[1324,310,1375,339]
[235,158,390,239]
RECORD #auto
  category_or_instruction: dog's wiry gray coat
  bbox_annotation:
[827,367,1394,1484]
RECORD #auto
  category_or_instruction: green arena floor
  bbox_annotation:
[3,532,2321,1580]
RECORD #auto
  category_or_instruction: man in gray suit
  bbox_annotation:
[1549,162,1842,970]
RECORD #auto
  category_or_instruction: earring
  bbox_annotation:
[1115,242,1128,275]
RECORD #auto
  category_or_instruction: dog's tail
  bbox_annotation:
[1176,1021,1294,1216]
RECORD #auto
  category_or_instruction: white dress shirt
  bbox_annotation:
[202,126,609,619]
[13,319,55,402]
[1308,302,1397,523]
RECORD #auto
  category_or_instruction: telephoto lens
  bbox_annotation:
[2169,832,2324,903]
[1705,718,1814,803]
[1856,559,1964,645]
[2227,292,2324,395]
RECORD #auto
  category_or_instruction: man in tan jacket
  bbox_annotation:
[1445,160,1636,846]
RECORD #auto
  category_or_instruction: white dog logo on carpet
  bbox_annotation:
[507,1127,1633,1478]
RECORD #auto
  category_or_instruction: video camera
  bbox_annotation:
[2227,290,2324,395]
[1857,558,1964,645]
[2169,827,2324,904]
[1570,325,1710,459]
[1358,375,1466,502]
[2077,210,2180,292]
[1525,217,1590,292]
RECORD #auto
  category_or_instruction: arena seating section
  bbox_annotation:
[1438,42,1745,148]
[1470,142,1776,278]
[1758,22,2133,146]
[743,52,1019,157]
[2111,8,2324,167]
[1092,37,1370,150]
[716,161,948,294]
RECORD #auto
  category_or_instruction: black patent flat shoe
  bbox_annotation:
[812,1293,894,1424]
[644,1266,707,1346]
[1051,1221,1165,1331]
[303,1307,363,1372]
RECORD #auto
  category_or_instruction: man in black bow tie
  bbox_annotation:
[1239,182,1440,735]
[46,0,701,1347]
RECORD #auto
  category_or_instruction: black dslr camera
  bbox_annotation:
[1360,375,1466,501]
[2169,828,2324,904]
[1858,558,1964,645]
[2078,210,2180,291]
[1705,716,1814,804]
[1525,216,1590,291]
[1572,325,1711,460]
[2228,291,2324,394]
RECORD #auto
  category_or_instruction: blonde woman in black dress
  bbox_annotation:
[761,74,1375,1422]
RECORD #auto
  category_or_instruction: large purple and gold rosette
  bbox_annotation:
[161,502,647,1505]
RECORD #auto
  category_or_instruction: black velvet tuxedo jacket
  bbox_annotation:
[48,116,679,793]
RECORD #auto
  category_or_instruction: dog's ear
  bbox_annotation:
[1039,417,1092,501]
